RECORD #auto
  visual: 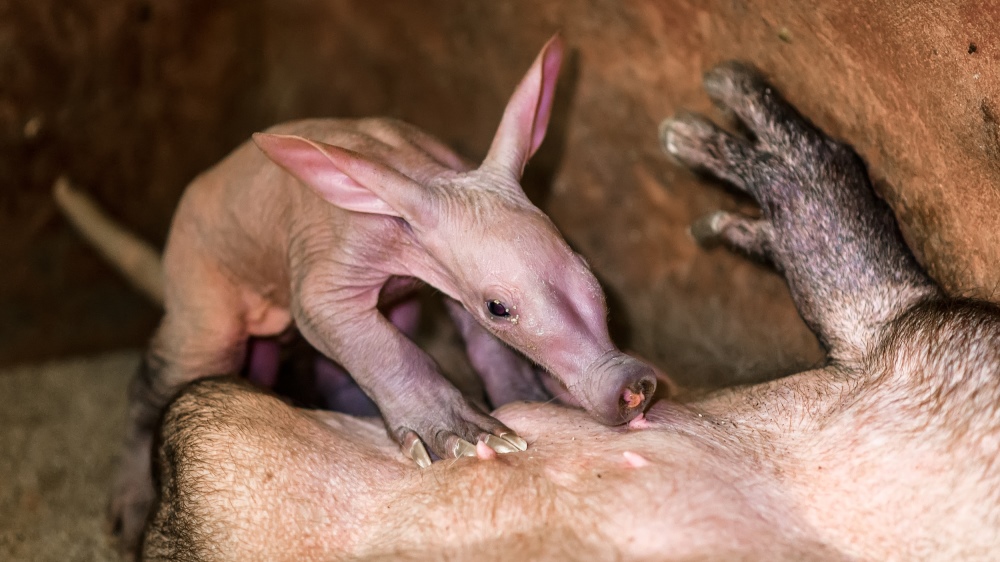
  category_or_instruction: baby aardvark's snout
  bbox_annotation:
[580,352,657,425]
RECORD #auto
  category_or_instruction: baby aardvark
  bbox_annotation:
[109,35,656,555]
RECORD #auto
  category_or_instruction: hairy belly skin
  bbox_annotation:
[147,384,843,562]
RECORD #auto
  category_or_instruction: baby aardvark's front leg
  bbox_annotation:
[444,298,552,407]
[295,291,526,466]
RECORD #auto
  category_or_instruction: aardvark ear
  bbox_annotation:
[253,133,429,222]
[482,33,564,178]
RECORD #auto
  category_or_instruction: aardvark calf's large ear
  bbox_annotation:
[483,33,564,177]
[253,133,429,222]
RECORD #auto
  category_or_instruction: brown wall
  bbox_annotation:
[4,0,998,388]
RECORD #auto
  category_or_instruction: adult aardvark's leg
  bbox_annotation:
[660,62,939,365]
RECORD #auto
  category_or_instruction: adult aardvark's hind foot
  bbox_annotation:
[661,62,937,362]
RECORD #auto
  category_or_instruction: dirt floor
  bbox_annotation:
[0,351,136,561]
[0,305,482,561]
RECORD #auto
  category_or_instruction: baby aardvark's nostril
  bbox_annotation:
[576,352,658,425]
[623,388,644,409]
[619,371,656,417]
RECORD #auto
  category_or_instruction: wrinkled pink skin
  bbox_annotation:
[143,63,1000,561]
[111,35,656,556]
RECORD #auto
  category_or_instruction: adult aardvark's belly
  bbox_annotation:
[303,401,831,561]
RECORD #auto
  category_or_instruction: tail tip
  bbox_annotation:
[52,175,74,203]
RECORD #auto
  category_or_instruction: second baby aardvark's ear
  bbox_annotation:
[482,33,564,178]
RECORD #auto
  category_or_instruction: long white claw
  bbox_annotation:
[405,434,432,469]
[451,438,477,459]
[484,434,518,454]
[498,432,528,451]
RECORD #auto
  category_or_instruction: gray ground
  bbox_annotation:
[0,350,136,562]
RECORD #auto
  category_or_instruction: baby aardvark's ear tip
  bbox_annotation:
[543,31,564,51]
[483,31,566,177]
[251,132,298,151]
[251,132,283,153]
[539,32,565,76]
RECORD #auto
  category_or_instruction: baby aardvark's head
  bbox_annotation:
[253,34,656,424]
[431,175,657,423]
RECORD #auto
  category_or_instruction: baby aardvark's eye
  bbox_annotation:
[486,299,511,318]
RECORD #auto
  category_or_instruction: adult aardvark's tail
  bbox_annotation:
[53,176,164,305]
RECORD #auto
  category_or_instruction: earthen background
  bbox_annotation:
[5,0,999,386]
[2,1,999,559]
